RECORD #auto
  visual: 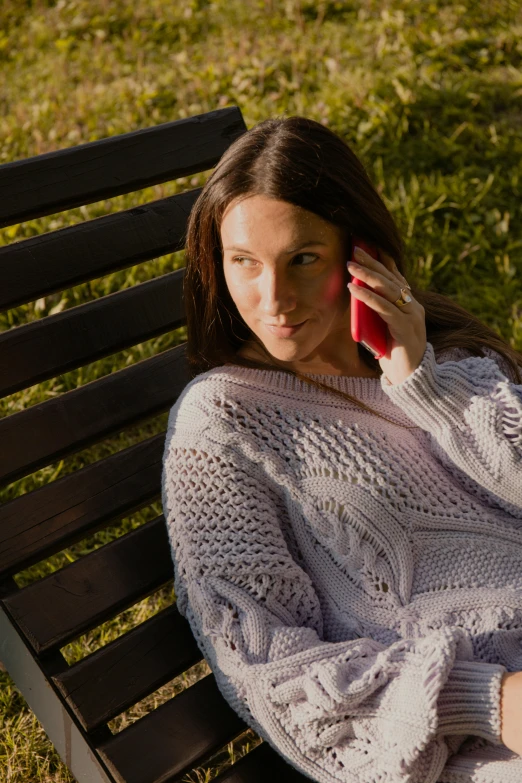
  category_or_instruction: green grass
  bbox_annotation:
[1,0,521,780]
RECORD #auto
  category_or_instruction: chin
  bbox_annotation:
[265,344,300,361]
[264,341,315,363]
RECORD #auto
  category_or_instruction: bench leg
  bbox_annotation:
[0,605,114,783]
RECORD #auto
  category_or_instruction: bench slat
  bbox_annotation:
[0,343,188,487]
[3,516,173,653]
[0,434,164,578]
[0,190,198,312]
[0,269,185,398]
[53,604,202,732]
[212,742,310,783]
[96,674,247,783]
[0,106,291,783]
[0,107,246,228]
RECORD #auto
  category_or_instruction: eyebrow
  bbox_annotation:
[224,239,328,254]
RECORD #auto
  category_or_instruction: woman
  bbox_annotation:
[161,116,522,782]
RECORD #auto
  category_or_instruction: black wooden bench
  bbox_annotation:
[0,107,308,783]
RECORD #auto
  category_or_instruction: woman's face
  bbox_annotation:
[221,194,364,375]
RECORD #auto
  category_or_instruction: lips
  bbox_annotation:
[264,321,307,338]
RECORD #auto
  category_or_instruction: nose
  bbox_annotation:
[259,267,297,317]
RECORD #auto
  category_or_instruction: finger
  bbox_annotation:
[348,282,406,321]
[354,246,401,282]
[348,259,403,292]
[378,249,396,269]
[349,284,418,325]
[379,249,410,286]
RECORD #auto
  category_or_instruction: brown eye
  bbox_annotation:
[295,254,318,265]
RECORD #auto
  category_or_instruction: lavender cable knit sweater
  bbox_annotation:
[161,341,522,783]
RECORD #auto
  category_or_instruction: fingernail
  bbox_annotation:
[354,246,365,261]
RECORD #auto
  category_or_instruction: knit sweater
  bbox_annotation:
[161,340,522,783]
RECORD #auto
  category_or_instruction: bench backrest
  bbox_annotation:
[0,107,308,783]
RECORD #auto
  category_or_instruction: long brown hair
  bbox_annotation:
[183,115,522,429]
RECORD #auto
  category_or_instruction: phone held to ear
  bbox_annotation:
[349,236,389,360]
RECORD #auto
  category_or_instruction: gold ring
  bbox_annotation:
[395,285,413,308]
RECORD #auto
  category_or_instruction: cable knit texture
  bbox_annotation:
[161,341,522,782]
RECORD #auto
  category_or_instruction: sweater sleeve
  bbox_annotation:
[380,342,522,511]
[161,417,507,783]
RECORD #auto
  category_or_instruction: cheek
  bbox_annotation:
[229,280,252,308]
[224,270,246,306]
[321,265,345,306]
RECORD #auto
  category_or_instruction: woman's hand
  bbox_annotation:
[347,246,427,386]
[501,671,522,755]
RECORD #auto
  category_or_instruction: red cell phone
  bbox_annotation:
[349,236,389,360]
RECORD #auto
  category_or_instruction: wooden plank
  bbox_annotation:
[53,605,202,732]
[0,433,165,578]
[0,189,198,313]
[0,342,189,487]
[96,675,247,783]
[0,107,247,228]
[212,742,311,783]
[0,268,185,398]
[3,516,173,654]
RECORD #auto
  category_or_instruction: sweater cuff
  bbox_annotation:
[380,342,477,435]
[437,660,507,745]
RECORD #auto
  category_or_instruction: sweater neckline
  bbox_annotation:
[209,363,388,403]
